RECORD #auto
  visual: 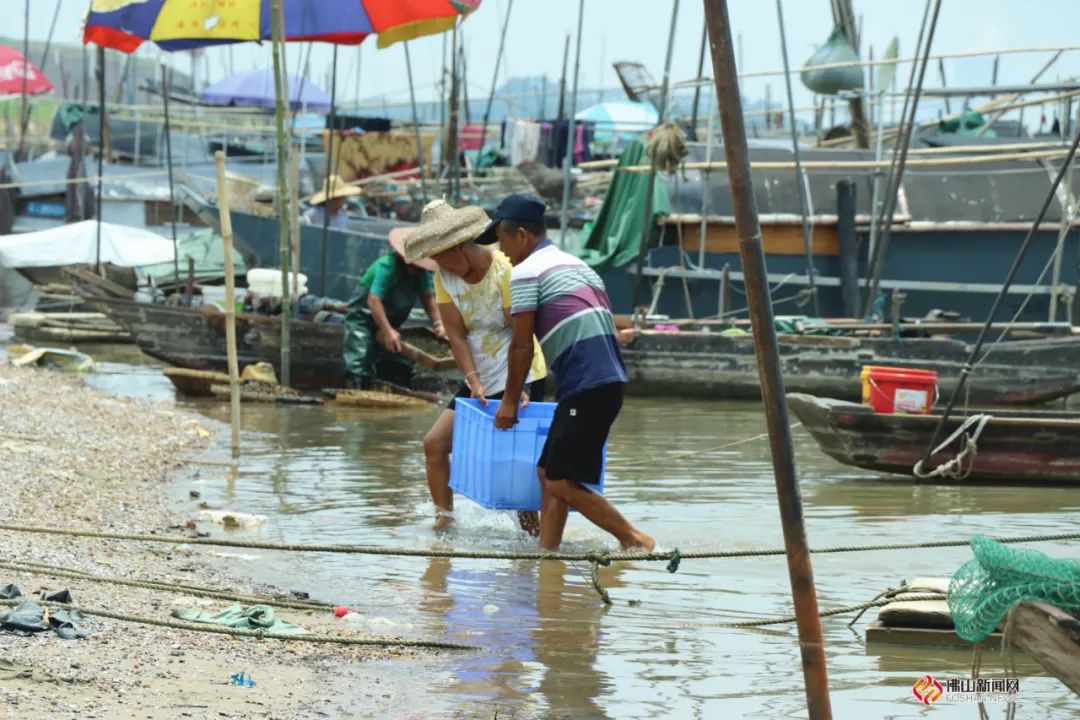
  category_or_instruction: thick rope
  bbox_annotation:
[0,559,333,612]
[677,592,947,629]
[1,523,1078,563]
[0,598,473,651]
[913,413,993,480]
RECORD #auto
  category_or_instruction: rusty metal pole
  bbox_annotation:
[701,2,832,718]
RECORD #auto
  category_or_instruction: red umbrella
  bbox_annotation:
[0,46,53,96]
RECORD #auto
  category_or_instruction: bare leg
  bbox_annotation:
[545,475,654,551]
[422,410,455,531]
[538,467,570,550]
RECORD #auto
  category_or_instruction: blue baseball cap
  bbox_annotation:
[476,193,547,245]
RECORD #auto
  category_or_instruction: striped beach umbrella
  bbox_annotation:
[84,0,481,53]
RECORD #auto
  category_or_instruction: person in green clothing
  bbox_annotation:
[343,228,444,389]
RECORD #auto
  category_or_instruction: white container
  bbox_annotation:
[245,268,308,297]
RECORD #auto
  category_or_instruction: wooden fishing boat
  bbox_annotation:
[623,329,1080,405]
[788,392,1080,483]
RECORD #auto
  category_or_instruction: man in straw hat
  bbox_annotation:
[405,199,548,533]
[302,175,362,230]
[480,193,654,552]
[342,227,444,389]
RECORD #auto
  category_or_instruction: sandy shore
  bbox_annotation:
[0,364,438,719]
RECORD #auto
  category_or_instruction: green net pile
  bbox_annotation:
[948,536,1080,642]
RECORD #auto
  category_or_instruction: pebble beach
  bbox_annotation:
[0,364,433,719]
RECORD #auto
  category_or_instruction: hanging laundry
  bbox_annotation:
[509,120,540,166]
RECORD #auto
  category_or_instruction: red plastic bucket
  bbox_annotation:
[860,365,938,414]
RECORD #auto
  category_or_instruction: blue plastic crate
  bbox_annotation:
[449,398,605,511]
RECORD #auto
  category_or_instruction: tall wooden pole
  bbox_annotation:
[701,2,832,717]
[556,35,570,121]
[629,0,680,311]
[271,0,292,387]
[215,151,242,456]
[775,0,819,316]
[558,0,585,248]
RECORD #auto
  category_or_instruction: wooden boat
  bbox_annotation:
[788,392,1080,483]
[1008,602,1080,696]
[623,329,1080,405]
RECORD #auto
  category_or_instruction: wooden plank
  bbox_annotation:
[866,621,1000,649]
[1009,603,1080,696]
[679,222,840,257]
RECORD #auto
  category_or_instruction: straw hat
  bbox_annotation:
[402,199,491,264]
[388,227,437,272]
[307,175,362,205]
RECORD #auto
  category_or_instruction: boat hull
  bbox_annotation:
[787,392,1080,483]
[623,330,1080,405]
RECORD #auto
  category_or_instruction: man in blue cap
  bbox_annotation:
[479,193,654,552]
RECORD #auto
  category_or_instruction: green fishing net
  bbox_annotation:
[948,536,1080,643]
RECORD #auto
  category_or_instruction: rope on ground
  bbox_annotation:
[1,523,1078,564]
[0,598,474,651]
[608,425,801,470]
[677,592,947,629]
[0,558,334,612]
[913,413,993,480]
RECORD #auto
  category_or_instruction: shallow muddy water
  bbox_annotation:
[86,354,1080,719]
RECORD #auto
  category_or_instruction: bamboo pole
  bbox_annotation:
[289,148,301,300]
[270,0,291,388]
[214,151,241,457]
[95,46,106,274]
[558,0,585,247]
[403,43,429,204]
[18,0,28,161]
[319,44,339,297]
[160,64,180,293]
[476,0,513,168]
[630,0,680,311]
[701,1,832,717]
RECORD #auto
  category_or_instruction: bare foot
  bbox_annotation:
[621,530,656,552]
[517,511,540,537]
[433,512,454,533]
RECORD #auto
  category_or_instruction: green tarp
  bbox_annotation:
[172,604,308,635]
[141,229,248,284]
[574,138,671,274]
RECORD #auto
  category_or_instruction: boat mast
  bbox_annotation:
[862,0,942,316]
[832,0,870,148]
[775,0,820,316]
[558,0,584,248]
[701,1,832,716]
[95,46,106,274]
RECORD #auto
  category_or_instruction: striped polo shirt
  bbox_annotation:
[510,240,627,401]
